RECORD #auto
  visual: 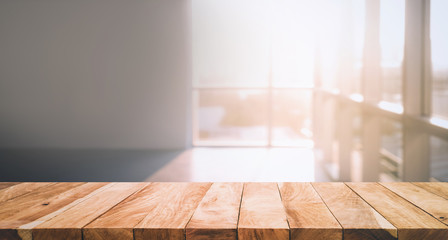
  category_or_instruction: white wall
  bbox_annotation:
[0,0,191,149]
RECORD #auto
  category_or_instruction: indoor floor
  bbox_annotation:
[0,148,330,182]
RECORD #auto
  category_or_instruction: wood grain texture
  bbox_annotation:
[1,182,447,240]
[238,183,289,240]
[0,182,84,227]
[413,182,448,200]
[0,183,20,191]
[313,182,396,240]
[186,182,243,240]
[83,183,152,240]
[381,182,448,226]
[279,182,342,240]
[0,182,105,240]
[133,182,212,240]
[0,182,54,203]
[347,182,448,240]
[33,183,146,240]
[17,183,111,240]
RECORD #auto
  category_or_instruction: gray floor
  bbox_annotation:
[0,148,330,182]
[148,148,330,182]
[0,149,182,182]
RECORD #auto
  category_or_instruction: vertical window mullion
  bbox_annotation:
[423,0,432,117]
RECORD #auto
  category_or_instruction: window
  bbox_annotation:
[192,0,270,89]
[379,0,405,105]
[194,89,269,146]
[192,0,448,183]
[350,0,366,96]
[271,90,312,147]
[380,118,403,181]
[430,0,448,119]
[192,0,314,147]
[430,136,448,181]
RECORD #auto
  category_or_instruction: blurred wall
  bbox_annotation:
[0,0,191,149]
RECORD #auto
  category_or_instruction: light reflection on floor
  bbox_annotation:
[147,147,329,182]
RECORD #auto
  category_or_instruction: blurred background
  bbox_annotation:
[0,0,446,182]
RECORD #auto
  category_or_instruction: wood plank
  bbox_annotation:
[83,182,153,240]
[238,182,289,240]
[413,182,448,200]
[347,182,448,240]
[313,182,396,240]
[18,183,113,240]
[32,182,146,240]
[381,182,448,226]
[0,182,20,191]
[186,182,243,240]
[0,182,54,203]
[279,182,342,240]
[0,183,104,239]
[0,182,84,226]
[0,182,105,240]
[133,182,212,240]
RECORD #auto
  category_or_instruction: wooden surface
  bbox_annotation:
[279,182,341,240]
[33,183,146,240]
[413,182,448,199]
[133,182,211,240]
[0,182,105,240]
[0,182,447,240]
[380,182,448,225]
[186,182,243,240]
[347,182,448,240]
[313,182,396,240]
[0,183,54,204]
[84,183,152,240]
[0,183,19,191]
[238,182,289,240]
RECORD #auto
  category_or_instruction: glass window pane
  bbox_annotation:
[430,0,448,119]
[380,0,405,104]
[316,0,365,94]
[194,90,268,145]
[317,2,344,91]
[380,118,403,181]
[350,0,366,95]
[192,0,270,88]
[314,97,339,179]
[340,0,366,95]
[430,136,448,182]
[271,1,315,88]
[381,119,403,157]
[271,90,313,147]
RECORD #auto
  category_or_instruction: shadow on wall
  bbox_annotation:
[0,149,182,182]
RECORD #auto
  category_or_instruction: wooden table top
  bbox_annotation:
[0,182,447,240]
